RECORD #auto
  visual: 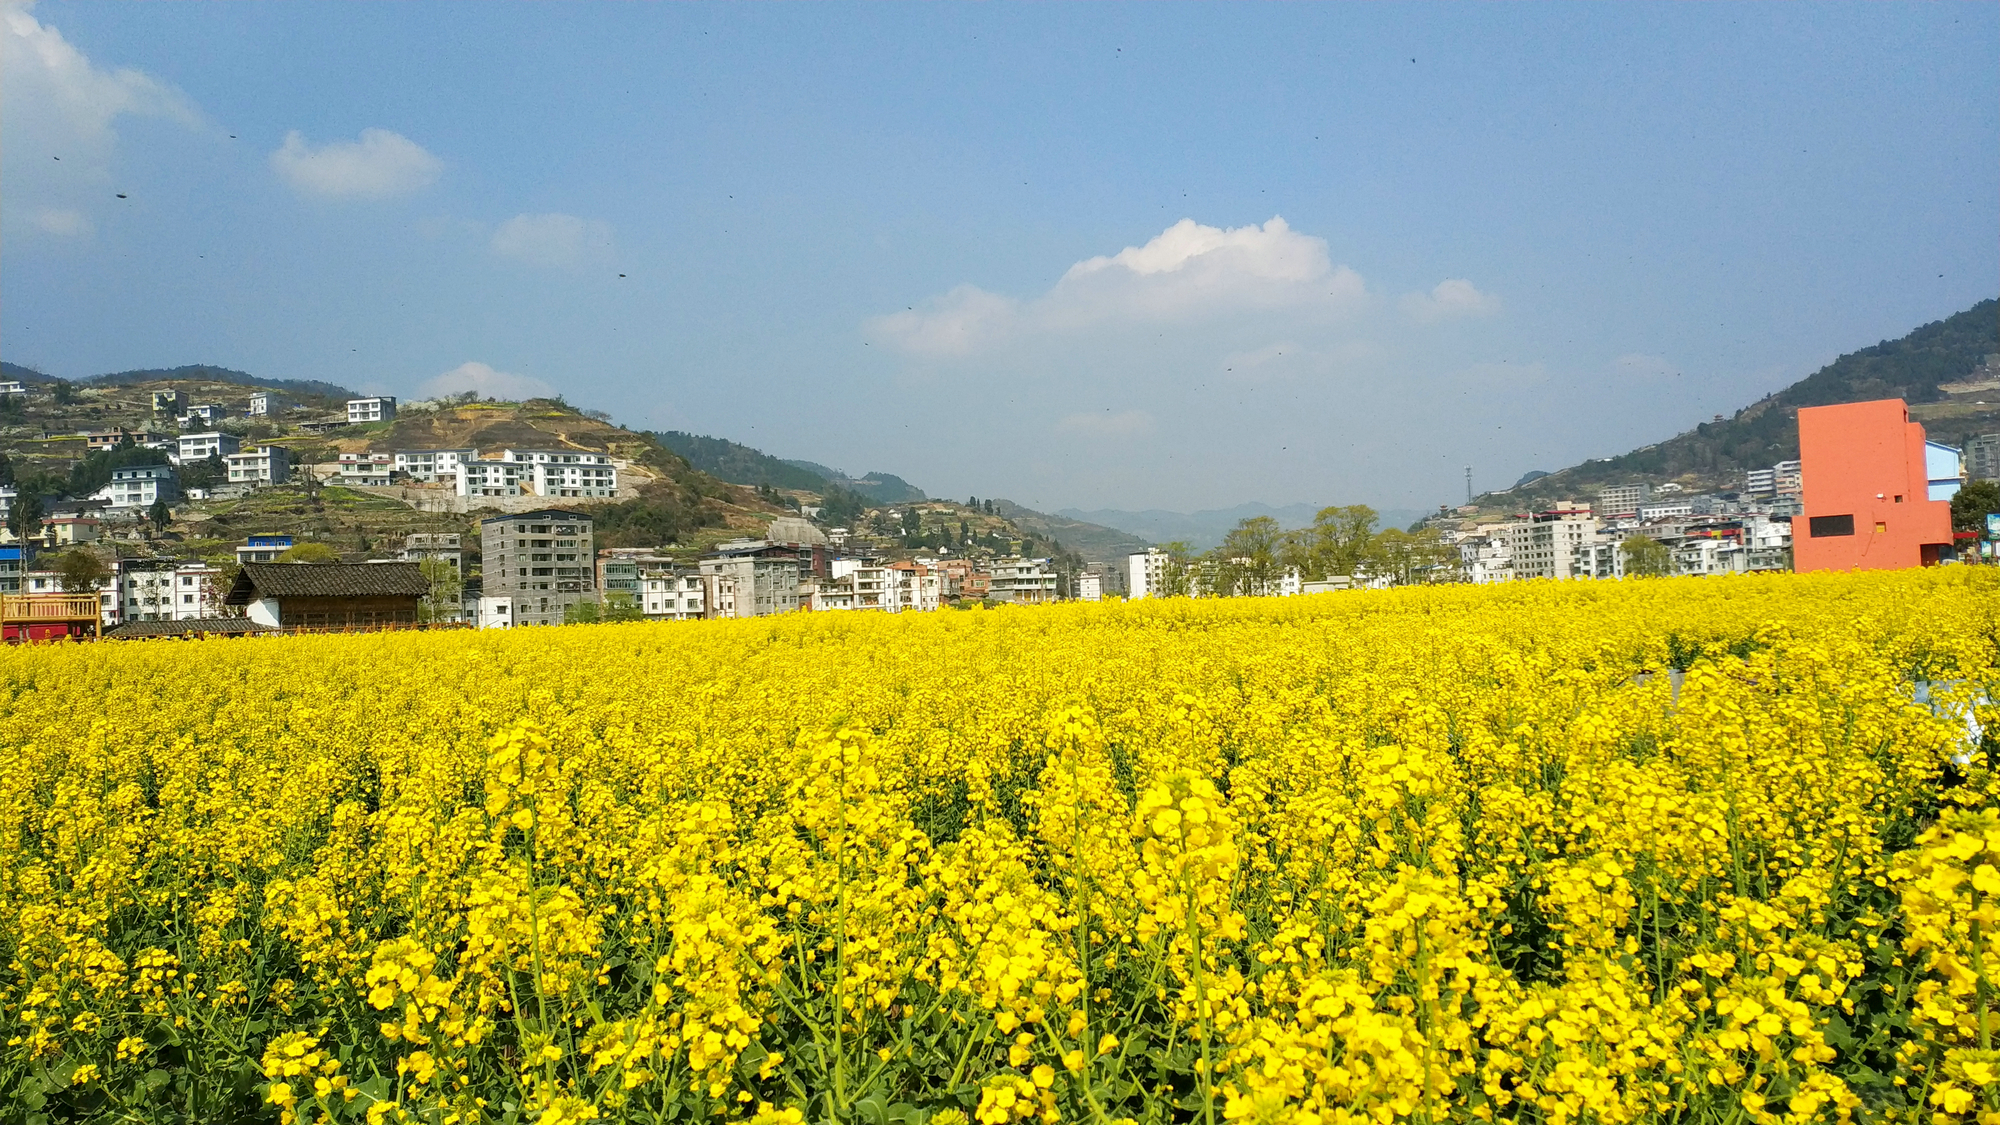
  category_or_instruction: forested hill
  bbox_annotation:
[1493,298,1999,507]
[83,364,358,402]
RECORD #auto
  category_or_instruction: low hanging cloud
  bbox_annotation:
[3,0,200,233]
[490,212,615,269]
[868,217,1368,357]
[421,362,554,402]
[271,128,441,200]
[1399,278,1501,322]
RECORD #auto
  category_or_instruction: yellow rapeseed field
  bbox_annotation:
[4,569,1998,1125]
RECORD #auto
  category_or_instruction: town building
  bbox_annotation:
[1596,483,1652,517]
[177,432,242,462]
[888,561,942,612]
[225,562,429,629]
[1128,548,1174,599]
[226,445,291,486]
[337,452,394,486]
[700,544,802,617]
[1638,500,1694,521]
[457,459,524,498]
[152,389,187,414]
[110,559,226,625]
[1795,399,1955,572]
[1076,573,1103,602]
[477,510,597,628]
[347,396,397,424]
[400,533,464,574]
[1926,441,1963,502]
[0,546,26,594]
[640,570,735,620]
[248,391,285,416]
[1967,434,2000,483]
[393,449,476,484]
[97,465,179,510]
[987,557,1059,605]
[1503,517,1603,580]
[500,449,618,498]
[236,535,295,564]
[45,518,99,546]
[84,430,163,452]
[180,403,228,426]
[0,381,25,397]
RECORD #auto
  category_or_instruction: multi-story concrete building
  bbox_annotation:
[987,557,1059,604]
[500,449,618,499]
[1966,433,2000,483]
[152,389,186,415]
[394,449,477,484]
[478,509,596,627]
[347,396,397,424]
[888,562,942,612]
[457,459,524,498]
[226,445,291,486]
[640,570,735,620]
[248,391,285,416]
[1076,573,1103,602]
[337,453,394,486]
[1639,500,1694,520]
[110,559,226,625]
[1596,483,1651,517]
[180,403,228,426]
[177,432,242,462]
[1128,547,1174,599]
[1796,399,1955,571]
[236,535,295,564]
[401,533,464,574]
[98,465,179,510]
[700,544,802,617]
[1503,517,1603,580]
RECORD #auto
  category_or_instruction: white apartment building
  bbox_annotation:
[95,465,179,510]
[248,391,284,416]
[888,563,942,613]
[1503,517,1603,581]
[1127,548,1173,598]
[987,557,1059,605]
[111,560,225,625]
[829,558,890,609]
[1076,573,1103,602]
[225,445,291,486]
[1639,500,1694,520]
[501,449,618,498]
[394,449,477,484]
[640,571,735,620]
[180,403,227,426]
[0,381,25,397]
[457,459,525,497]
[337,452,394,486]
[1596,483,1651,516]
[347,396,397,424]
[152,389,186,414]
[701,547,801,616]
[400,533,464,574]
[177,432,242,462]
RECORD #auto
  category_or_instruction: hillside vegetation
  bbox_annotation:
[1494,298,1998,510]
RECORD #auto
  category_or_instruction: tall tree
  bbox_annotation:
[1287,505,1379,580]
[52,549,110,593]
[1215,516,1285,596]
[1621,535,1674,577]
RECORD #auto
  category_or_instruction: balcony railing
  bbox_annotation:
[2,594,102,623]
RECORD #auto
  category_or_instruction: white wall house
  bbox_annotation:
[500,449,617,498]
[337,452,394,486]
[987,557,1058,605]
[640,572,735,620]
[177,432,242,462]
[457,459,524,497]
[226,445,291,485]
[95,465,179,509]
[394,449,476,484]
[1127,548,1173,599]
[1503,518,1603,581]
[247,391,284,416]
[347,396,397,423]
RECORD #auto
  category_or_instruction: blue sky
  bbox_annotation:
[4,2,1995,512]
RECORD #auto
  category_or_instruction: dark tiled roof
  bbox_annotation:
[226,562,430,603]
[105,617,275,638]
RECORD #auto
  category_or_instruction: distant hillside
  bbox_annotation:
[655,431,834,492]
[1492,298,2000,509]
[1,361,62,386]
[82,364,357,402]
[988,500,1151,570]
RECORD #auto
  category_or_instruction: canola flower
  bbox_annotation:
[1,568,1997,1124]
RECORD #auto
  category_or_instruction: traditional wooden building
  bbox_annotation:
[224,562,429,629]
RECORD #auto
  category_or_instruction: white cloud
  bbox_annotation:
[26,206,91,237]
[421,362,554,401]
[1400,278,1501,322]
[2,0,199,231]
[270,128,441,200]
[1056,409,1155,438]
[868,217,1367,356]
[490,212,615,269]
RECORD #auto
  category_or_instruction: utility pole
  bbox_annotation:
[1465,466,1473,505]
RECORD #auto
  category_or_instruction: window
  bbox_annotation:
[1808,514,1854,538]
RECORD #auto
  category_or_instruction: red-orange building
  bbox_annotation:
[1795,399,1954,572]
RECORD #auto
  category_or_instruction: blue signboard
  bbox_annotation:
[1988,512,2000,541]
